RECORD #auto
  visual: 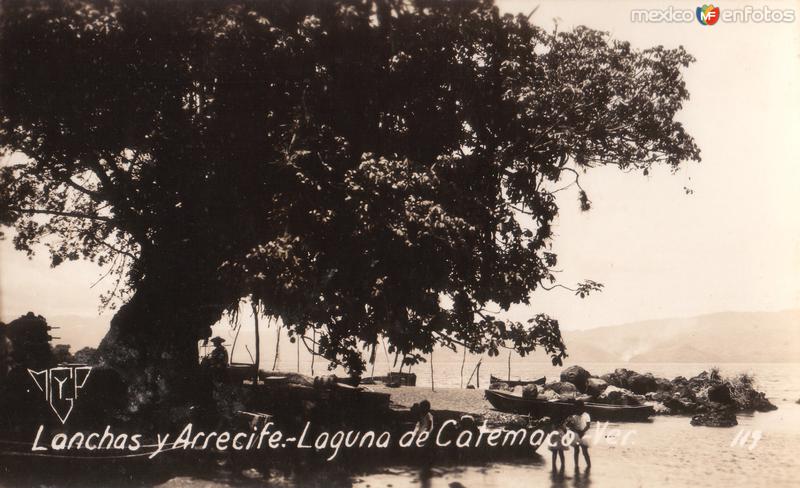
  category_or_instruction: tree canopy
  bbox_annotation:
[0,0,699,378]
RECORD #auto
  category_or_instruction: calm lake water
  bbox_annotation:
[152,362,800,488]
[4,362,797,487]
[345,362,800,488]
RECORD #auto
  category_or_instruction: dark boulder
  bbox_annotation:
[663,396,699,414]
[645,390,671,403]
[598,386,644,406]
[560,365,591,393]
[708,383,734,404]
[547,381,578,395]
[688,371,713,390]
[601,368,634,389]
[675,385,697,402]
[586,377,609,397]
[628,372,657,394]
[671,376,688,386]
[690,407,738,427]
[655,377,674,392]
[736,389,777,412]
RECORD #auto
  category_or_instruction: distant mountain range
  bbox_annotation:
[559,310,800,363]
[6,309,799,364]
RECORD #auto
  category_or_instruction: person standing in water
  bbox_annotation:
[568,400,592,469]
[548,415,567,471]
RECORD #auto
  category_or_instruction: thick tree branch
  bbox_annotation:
[8,206,114,222]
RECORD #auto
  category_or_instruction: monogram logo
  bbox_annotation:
[28,366,92,424]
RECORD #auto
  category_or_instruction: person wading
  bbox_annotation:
[568,400,592,469]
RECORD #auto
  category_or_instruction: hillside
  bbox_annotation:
[558,310,800,363]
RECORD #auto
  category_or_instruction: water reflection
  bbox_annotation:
[549,467,591,488]
[573,467,592,488]
[419,465,433,488]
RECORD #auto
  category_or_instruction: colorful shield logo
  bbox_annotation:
[696,5,721,25]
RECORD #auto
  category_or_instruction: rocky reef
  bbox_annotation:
[690,407,738,427]
[489,365,777,427]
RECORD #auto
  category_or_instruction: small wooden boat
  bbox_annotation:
[361,372,417,387]
[484,389,654,422]
[489,375,546,387]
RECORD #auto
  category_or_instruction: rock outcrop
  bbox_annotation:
[556,365,776,426]
[690,407,738,427]
[546,381,578,395]
[586,377,609,397]
[601,368,665,394]
[560,365,591,393]
[707,383,734,404]
[628,372,658,394]
[598,385,645,406]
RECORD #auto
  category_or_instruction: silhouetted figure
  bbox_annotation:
[413,399,434,437]
[208,337,229,369]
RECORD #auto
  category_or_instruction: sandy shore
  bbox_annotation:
[365,385,494,416]
[361,385,540,428]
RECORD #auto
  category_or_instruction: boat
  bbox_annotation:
[489,375,546,387]
[361,372,417,387]
[484,389,654,422]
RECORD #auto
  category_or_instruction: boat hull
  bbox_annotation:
[484,389,654,422]
[489,375,546,387]
[362,372,417,387]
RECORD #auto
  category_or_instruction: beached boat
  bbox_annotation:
[489,375,546,387]
[484,389,654,422]
[361,372,417,387]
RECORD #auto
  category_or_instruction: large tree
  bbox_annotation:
[0,0,699,408]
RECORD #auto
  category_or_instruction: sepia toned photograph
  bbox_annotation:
[0,0,798,486]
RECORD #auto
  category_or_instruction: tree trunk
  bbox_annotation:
[508,350,511,381]
[252,298,260,385]
[96,266,229,426]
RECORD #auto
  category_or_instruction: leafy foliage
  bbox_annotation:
[0,0,699,374]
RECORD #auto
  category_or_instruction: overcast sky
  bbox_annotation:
[1,0,798,351]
